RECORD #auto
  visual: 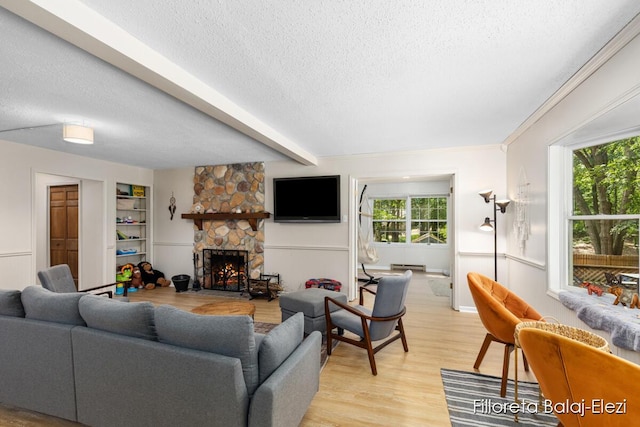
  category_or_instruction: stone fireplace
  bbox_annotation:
[201,249,248,291]
[189,163,266,289]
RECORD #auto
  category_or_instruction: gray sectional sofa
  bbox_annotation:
[0,286,321,427]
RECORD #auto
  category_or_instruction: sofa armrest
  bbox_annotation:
[0,316,77,421]
[248,331,321,427]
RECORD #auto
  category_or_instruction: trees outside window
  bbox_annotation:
[372,199,406,243]
[411,197,447,244]
[372,197,448,244]
[571,136,640,287]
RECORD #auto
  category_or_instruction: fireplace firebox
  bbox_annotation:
[200,249,249,292]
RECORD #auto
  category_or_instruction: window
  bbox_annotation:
[411,197,448,244]
[553,136,640,291]
[372,199,406,243]
[372,196,448,244]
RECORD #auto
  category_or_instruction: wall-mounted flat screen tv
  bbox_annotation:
[273,175,341,223]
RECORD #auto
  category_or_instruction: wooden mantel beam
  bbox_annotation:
[181,212,270,231]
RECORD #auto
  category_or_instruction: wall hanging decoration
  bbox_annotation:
[168,192,176,220]
[513,168,530,255]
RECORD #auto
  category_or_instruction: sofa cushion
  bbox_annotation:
[21,286,85,325]
[154,305,259,395]
[258,312,304,383]
[79,295,156,341]
[0,290,25,317]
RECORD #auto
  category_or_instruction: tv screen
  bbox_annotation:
[273,175,341,223]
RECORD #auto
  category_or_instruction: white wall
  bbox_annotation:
[80,179,106,289]
[0,121,505,311]
[265,146,506,307]
[0,139,153,290]
[152,167,198,281]
[1,126,504,309]
[151,146,505,306]
[505,31,640,362]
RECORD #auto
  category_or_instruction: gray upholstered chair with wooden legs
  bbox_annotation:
[38,264,115,298]
[324,270,412,375]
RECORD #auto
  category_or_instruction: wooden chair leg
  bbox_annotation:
[365,340,377,375]
[397,318,409,352]
[473,333,494,369]
[362,320,377,375]
[367,342,378,375]
[500,343,514,398]
[325,311,334,356]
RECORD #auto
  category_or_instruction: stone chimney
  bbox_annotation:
[191,162,265,280]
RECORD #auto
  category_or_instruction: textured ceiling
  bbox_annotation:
[1,1,639,169]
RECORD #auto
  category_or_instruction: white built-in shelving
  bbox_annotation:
[116,183,150,270]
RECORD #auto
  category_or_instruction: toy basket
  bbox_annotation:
[515,318,610,353]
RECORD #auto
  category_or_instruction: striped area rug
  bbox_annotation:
[441,369,558,426]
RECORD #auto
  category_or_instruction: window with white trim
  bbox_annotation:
[550,136,640,291]
[372,196,448,244]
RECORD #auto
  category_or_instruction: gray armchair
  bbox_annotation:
[324,270,412,375]
[38,264,115,298]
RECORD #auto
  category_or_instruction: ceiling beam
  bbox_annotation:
[0,0,318,166]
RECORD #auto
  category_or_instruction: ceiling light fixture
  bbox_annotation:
[63,124,94,144]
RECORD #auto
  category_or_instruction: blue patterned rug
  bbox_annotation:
[441,369,558,426]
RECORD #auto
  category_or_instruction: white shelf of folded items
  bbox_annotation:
[116,183,149,266]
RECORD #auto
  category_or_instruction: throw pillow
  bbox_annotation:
[79,294,156,341]
[0,289,25,317]
[21,286,85,325]
[258,312,304,383]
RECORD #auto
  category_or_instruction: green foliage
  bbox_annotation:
[573,136,640,254]
[373,199,405,220]
[373,199,406,242]
[372,197,448,244]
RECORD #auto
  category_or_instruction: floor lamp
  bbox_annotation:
[479,190,510,281]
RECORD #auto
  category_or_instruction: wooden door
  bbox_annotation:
[49,185,79,287]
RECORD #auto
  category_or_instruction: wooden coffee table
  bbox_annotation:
[191,301,256,319]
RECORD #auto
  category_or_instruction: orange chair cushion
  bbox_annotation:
[519,328,640,427]
[468,272,543,344]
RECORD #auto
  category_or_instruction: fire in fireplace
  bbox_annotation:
[200,249,248,292]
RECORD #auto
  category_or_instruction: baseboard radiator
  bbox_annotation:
[390,263,426,272]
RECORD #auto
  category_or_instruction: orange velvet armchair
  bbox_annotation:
[467,272,543,397]
[519,327,640,426]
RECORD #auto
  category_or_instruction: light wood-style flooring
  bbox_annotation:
[0,271,537,426]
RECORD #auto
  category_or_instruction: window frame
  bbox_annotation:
[371,197,406,243]
[548,136,640,295]
[409,196,448,244]
[370,195,449,246]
